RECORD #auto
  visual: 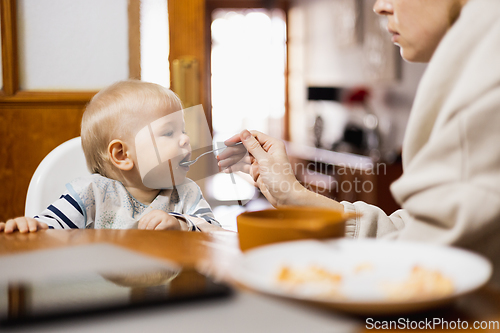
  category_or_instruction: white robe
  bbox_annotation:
[342,0,500,285]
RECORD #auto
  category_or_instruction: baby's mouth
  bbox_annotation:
[179,153,191,166]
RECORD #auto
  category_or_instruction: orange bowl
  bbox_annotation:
[237,206,350,251]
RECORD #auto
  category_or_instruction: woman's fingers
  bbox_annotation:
[223,133,243,146]
[240,130,269,161]
[217,143,249,173]
[219,130,297,208]
[221,162,251,174]
[249,130,286,154]
[219,129,279,173]
[217,143,247,160]
[250,162,260,183]
[218,153,249,169]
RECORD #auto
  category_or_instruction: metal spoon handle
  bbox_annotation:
[180,142,243,166]
[211,141,243,153]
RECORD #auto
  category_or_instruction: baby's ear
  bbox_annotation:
[108,140,134,171]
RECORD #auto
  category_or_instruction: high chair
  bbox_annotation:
[25,137,90,217]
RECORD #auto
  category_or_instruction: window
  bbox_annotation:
[211,8,287,145]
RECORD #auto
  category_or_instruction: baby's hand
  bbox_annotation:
[138,210,187,231]
[0,217,49,233]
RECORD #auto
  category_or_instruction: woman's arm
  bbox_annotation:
[218,130,344,211]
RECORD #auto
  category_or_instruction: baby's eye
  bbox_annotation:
[164,130,174,137]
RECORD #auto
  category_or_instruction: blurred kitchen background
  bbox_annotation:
[0,0,427,230]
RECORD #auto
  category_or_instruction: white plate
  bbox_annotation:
[231,239,492,315]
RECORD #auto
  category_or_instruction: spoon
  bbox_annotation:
[180,142,244,167]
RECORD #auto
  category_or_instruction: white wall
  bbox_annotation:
[17,0,129,91]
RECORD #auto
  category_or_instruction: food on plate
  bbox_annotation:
[382,266,454,301]
[275,264,454,302]
[354,262,374,274]
[277,265,342,284]
[275,265,344,299]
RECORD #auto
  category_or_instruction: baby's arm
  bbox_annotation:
[185,215,224,232]
[138,210,189,231]
[34,193,86,229]
[0,217,48,233]
[0,190,84,233]
[170,179,224,232]
[184,188,223,232]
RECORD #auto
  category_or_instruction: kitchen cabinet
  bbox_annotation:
[287,142,402,215]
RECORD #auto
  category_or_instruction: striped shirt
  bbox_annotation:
[34,174,220,231]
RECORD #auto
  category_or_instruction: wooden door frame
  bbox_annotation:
[0,0,141,103]
[168,0,212,132]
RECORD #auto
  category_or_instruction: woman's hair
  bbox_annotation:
[81,80,182,177]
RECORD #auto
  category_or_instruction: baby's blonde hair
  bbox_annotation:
[81,80,182,177]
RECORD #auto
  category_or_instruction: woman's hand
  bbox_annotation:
[0,217,49,233]
[138,210,187,231]
[218,130,306,207]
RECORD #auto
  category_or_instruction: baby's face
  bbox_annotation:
[134,109,192,189]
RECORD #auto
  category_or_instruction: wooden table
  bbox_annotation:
[1,230,500,332]
[0,229,239,272]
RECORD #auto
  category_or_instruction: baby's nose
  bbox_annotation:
[180,133,190,147]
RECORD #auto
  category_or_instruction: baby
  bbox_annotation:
[0,80,221,233]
